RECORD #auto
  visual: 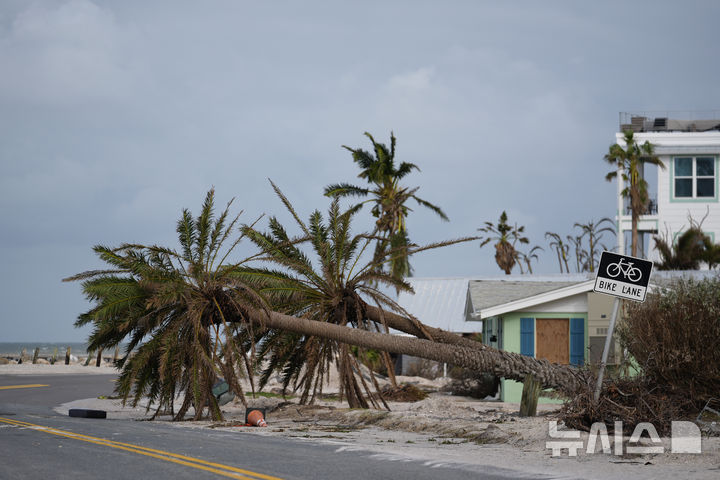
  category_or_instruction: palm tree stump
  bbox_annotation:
[519,374,541,417]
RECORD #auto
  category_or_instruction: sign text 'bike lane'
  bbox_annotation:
[593,251,653,302]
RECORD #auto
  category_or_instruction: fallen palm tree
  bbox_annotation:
[65,188,582,420]
[240,304,582,392]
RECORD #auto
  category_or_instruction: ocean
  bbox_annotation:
[0,342,92,358]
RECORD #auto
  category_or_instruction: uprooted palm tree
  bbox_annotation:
[67,189,585,418]
[238,181,472,408]
[63,190,263,421]
[324,131,448,280]
[479,212,529,274]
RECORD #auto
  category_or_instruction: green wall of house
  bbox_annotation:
[500,312,588,403]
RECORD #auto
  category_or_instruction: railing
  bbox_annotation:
[620,110,720,126]
[625,198,657,216]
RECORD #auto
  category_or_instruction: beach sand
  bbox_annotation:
[4,363,718,479]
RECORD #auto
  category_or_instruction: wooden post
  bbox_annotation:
[32,347,40,364]
[113,346,119,363]
[65,347,71,365]
[519,374,541,417]
[19,348,26,364]
[51,347,58,365]
[96,349,103,367]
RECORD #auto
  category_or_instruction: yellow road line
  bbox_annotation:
[0,384,49,390]
[0,417,283,480]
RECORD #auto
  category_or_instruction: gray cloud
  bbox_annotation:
[1,0,718,340]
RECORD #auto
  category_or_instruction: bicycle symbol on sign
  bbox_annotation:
[606,258,642,282]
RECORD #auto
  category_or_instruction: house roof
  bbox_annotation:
[468,278,582,311]
[395,271,716,329]
[395,277,479,334]
[472,279,595,318]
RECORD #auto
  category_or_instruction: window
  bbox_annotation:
[674,156,716,199]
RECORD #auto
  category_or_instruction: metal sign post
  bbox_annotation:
[592,251,653,402]
[593,297,620,402]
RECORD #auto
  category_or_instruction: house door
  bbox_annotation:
[536,318,569,364]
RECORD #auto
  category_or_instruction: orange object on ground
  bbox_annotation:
[247,409,267,427]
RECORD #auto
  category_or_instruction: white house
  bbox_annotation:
[615,113,720,261]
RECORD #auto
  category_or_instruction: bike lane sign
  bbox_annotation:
[593,251,653,302]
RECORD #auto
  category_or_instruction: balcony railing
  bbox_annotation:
[625,199,657,216]
[620,111,720,132]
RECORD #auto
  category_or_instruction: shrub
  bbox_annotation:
[562,277,720,435]
[618,276,720,404]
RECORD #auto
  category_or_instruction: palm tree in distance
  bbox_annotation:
[516,245,544,274]
[324,131,448,280]
[605,131,664,257]
[545,232,570,273]
[574,217,615,272]
[567,235,589,273]
[64,190,262,421]
[479,211,529,274]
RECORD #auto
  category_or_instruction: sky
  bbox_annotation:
[1,0,719,342]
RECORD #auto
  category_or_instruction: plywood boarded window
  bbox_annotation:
[536,318,569,364]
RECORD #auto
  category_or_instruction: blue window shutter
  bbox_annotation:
[570,318,585,366]
[520,318,534,357]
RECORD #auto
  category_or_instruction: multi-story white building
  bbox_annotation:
[614,113,720,263]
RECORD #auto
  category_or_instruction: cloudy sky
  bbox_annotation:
[1,1,718,342]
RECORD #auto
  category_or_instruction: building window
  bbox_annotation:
[674,156,716,199]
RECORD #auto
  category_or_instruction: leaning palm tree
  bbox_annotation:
[239,181,471,408]
[64,190,262,421]
[605,131,664,257]
[324,132,448,280]
[479,212,529,274]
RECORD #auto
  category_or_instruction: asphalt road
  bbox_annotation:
[0,374,528,480]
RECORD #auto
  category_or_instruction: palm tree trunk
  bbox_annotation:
[630,184,642,257]
[631,213,638,257]
[554,248,564,273]
[242,306,581,392]
[363,304,481,349]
